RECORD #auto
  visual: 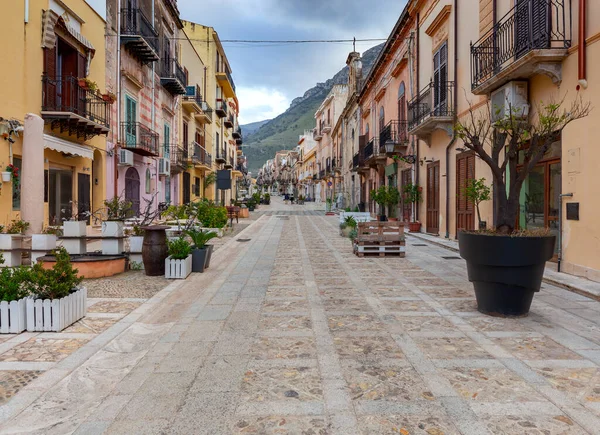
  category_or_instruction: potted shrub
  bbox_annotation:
[25,247,86,332]
[247,199,256,212]
[455,97,590,317]
[403,183,422,232]
[31,226,61,264]
[185,229,217,273]
[340,216,356,237]
[77,77,98,92]
[101,196,133,255]
[370,186,398,221]
[101,92,116,103]
[0,254,30,333]
[463,178,492,230]
[165,237,192,279]
[263,193,271,205]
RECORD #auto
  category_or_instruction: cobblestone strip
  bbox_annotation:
[295,216,360,435]
[308,216,491,435]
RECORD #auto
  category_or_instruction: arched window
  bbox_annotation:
[145,168,151,194]
[379,106,385,132]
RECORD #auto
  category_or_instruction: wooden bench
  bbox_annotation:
[354,221,405,257]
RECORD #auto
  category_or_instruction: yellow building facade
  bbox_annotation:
[0,0,108,231]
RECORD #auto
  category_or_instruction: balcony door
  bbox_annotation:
[125,95,137,146]
[426,161,440,234]
[401,168,411,222]
[125,167,141,216]
[183,172,191,204]
[515,0,551,59]
[163,123,170,158]
[433,43,448,116]
[49,169,73,225]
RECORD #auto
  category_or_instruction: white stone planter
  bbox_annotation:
[26,287,87,332]
[128,235,144,253]
[32,234,57,251]
[102,221,124,255]
[1,172,11,182]
[165,255,192,279]
[62,221,87,255]
[339,212,372,224]
[63,221,87,237]
[0,234,23,267]
[0,297,27,333]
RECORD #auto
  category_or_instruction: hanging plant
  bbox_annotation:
[5,164,19,186]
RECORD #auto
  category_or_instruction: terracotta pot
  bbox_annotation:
[408,222,421,232]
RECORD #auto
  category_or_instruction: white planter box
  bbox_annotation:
[0,298,27,333]
[339,212,372,224]
[1,172,10,182]
[0,234,22,251]
[128,236,144,253]
[165,255,192,279]
[32,234,57,251]
[63,221,87,237]
[102,221,124,237]
[26,287,87,332]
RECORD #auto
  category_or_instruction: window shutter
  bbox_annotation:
[77,53,86,78]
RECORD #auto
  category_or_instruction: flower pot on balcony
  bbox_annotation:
[408,222,421,233]
[1,172,10,182]
[458,232,556,317]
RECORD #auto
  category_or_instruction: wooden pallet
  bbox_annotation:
[354,221,406,257]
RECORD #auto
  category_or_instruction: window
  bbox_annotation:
[379,106,385,132]
[183,121,189,147]
[165,176,171,204]
[125,95,137,146]
[194,177,200,196]
[433,42,448,114]
[365,123,369,139]
[12,157,21,210]
[145,168,151,194]
[163,123,170,157]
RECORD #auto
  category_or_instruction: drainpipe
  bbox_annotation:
[24,0,29,23]
[415,12,420,221]
[558,193,573,272]
[115,0,122,199]
[578,0,587,88]
[445,0,459,239]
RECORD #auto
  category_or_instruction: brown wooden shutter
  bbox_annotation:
[77,53,86,78]
[43,47,57,110]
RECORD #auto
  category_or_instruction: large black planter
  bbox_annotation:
[458,232,555,317]
[205,244,214,269]
[191,248,209,273]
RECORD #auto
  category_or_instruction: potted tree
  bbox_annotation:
[455,97,590,317]
[403,183,422,232]
[185,229,217,273]
[165,237,192,279]
[25,247,86,332]
[370,186,397,222]
[463,178,492,230]
[101,196,133,255]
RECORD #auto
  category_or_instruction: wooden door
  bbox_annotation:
[426,161,440,234]
[77,173,91,224]
[125,167,140,216]
[456,152,475,233]
[183,172,191,204]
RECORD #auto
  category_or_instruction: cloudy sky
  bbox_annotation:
[87,0,406,124]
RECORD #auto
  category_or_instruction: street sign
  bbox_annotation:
[328,181,332,187]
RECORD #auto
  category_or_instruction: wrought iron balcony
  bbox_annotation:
[322,122,332,134]
[224,155,234,169]
[215,99,227,118]
[408,81,455,140]
[191,142,211,167]
[41,75,110,139]
[215,147,226,163]
[352,153,360,171]
[160,57,187,95]
[363,139,375,161]
[121,122,159,156]
[319,169,326,180]
[199,101,213,124]
[471,0,570,94]
[224,114,234,129]
[379,120,409,155]
[183,85,203,113]
[120,8,159,63]
[170,145,187,173]
[313,128,323,141]
[216,68,236,98]
[232,126,242,140]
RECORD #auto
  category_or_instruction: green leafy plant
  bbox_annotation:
[185,229,217,249]
[167,237,192,260]
[344,216,357,228]
[463,178,492,229]
[340,222,348,230]
[78,77,98,92]
[5,218,30,234]
[189,199,228,229]
[103,196,133,221]
[204,172,217,190]
[370,186,400,217]
[41,226,62,236]
[353,206,360,212]
[25,248,83,300]
[0,266,31,302]
[130,261,143,271]
[349,228,358,241]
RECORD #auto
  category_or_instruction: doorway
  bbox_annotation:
[49,169,73,225]
[125,167,140,216]
[183,172,191,204]
[401,169,411,222]
[77,173,91,224]
[426,161,440,234]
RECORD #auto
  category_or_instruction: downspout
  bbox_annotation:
[578,0,587,88]
[445,0,459,238]
[115,0,122,198]
[415,11,420,221]
[152,1,160,203]
[24,0,29,23]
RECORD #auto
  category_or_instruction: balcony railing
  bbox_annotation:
[313,128,323,141]
[121,122,159,156]
[352,153,360,170]
[170,145,187,172]
[183,85,203,107]
[379,120,409,154]
[191,142,211,167]
[363,138,375,160]
[319,169,326,179]
[232,126,242,139]
[215,99,227,118]
[408,81,455,132]
[215,147,226,163]
[120,8,159,62]
[471,0,570,91]
[41,75,110,137]
[160,57,187,94]
[224,114,234,129]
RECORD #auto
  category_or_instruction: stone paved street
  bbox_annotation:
[1,198,600,434]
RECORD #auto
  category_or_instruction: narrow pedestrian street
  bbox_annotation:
[1,198,600,434]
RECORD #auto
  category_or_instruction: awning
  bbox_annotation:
[41,10,95,54]
[44,135,94,160]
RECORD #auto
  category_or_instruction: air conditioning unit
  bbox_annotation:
[158,158,170,176]
[491,81,529,122]
[118,149,134,166]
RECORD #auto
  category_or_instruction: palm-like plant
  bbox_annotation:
[185,229,217,249]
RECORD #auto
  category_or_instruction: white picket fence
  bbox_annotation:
[165,255,192,279]
[0,298,27,333]
[26,287,87,332]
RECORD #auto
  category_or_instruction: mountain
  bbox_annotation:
[242,43,384,174]
[240,119,271,137]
